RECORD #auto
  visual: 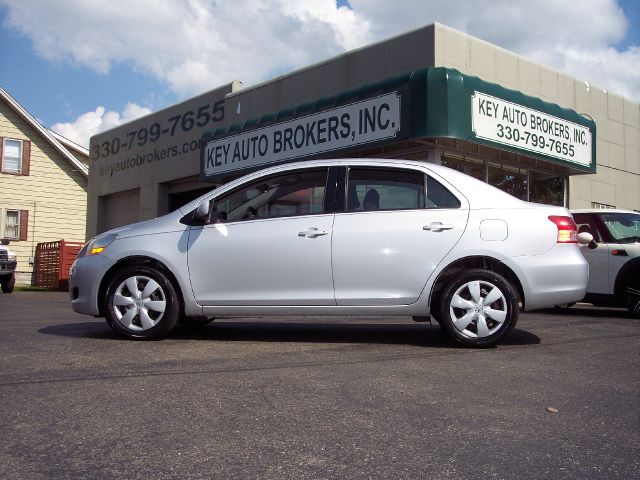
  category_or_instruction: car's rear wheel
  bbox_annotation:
[104,265,180,339]
[623,273,640,318]
[438,269,518,347]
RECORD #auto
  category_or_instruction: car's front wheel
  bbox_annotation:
[438,269,519,347]
[1,274,15,293]
[104,265,180,339]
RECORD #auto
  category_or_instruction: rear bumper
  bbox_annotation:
[505,245,589,311]
[69,255,115,316]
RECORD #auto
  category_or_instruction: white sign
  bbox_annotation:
[471,92,592,167]
[203,92,401,177]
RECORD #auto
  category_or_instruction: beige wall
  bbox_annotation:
[0,100,88,279]
[433,24,640,210]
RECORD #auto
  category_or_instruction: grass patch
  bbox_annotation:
[13,285,60,292]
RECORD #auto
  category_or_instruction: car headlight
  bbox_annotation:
[81,233,118,257]
[7,252,16,261]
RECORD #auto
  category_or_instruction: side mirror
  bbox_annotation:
[577,232,597,250]
[195,200,211,220]
[0,239,9,246]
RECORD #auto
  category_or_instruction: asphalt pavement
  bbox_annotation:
[0,291,638,479]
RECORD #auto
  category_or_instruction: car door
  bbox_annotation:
[187,167,336,306]
[331,166,468,306]
[573,213,611,294]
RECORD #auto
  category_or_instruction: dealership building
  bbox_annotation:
[87,23,639,237]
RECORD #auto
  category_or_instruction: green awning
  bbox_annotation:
[415,68,596,172]
[201,67,596,180]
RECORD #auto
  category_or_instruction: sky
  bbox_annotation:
[0,0,638,149]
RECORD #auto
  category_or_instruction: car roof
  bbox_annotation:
[571,209,639,215]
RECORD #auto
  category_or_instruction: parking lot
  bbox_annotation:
[0,291,638,479]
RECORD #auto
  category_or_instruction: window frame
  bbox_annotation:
[206,166,333,225]
[343,166,427,213]
[2,138,23,174]
[4,209,20,240]
[425,175,462,209]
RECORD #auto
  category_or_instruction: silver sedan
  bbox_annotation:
[70,159,589,346]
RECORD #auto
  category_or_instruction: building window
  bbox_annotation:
[487,163,528,201]
[530,171,565,207]
[591,202,616,209]
[4,210,19,239]
[440,153,567,206]
[441,155,485,181]
[2,139,22,174]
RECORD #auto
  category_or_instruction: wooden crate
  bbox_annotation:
[34,240,84,290]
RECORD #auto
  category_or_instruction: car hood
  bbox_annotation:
[98,210,186,240]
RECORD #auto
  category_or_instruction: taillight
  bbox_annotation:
[548,215,578,243]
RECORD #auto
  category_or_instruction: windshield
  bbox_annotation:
[600,212,640,244]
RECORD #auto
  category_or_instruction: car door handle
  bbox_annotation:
[298,227,329,238]
[423,222,454,232]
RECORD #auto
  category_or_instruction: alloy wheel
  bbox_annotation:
[112,275,167,331]
[448,280,508,338]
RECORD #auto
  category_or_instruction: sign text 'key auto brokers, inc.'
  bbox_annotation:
[471,91,592,168]
[202,92,402,179]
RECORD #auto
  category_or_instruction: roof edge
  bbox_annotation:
[0,85,88,177]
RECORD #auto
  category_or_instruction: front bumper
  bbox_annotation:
[69,254,116,316]
[0,261,17,275]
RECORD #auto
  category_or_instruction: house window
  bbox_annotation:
[2,139,22,174]
[4,210,19,239]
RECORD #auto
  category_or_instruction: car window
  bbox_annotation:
[600,212,640,244]
[213,168,328,222]
[572,214,603,242]
[346,168,425,212]
[426,176,461,209]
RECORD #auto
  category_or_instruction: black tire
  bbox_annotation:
[104,265,180,340]
[437,269,519,347]
[623,273,640,318]
[178,316,215,327]
[1,274,15,293]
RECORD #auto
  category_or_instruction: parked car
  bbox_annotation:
[0,239,17,293]
[69,159,589,346]
[571,209,640,317]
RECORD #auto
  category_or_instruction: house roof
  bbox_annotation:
[0,85,89,177]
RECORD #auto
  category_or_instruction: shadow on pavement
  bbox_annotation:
[39,319,540,348]
[540,305,634,319]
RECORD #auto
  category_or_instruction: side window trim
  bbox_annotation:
[322,166,344,214]
[207,167,331,225]
[425,175,462,210]
[344,165,429,213]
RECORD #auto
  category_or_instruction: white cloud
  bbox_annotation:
[50,102,151,148]
[347,0,640,101]
[1,0,371,97]
[2,0,638,106]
